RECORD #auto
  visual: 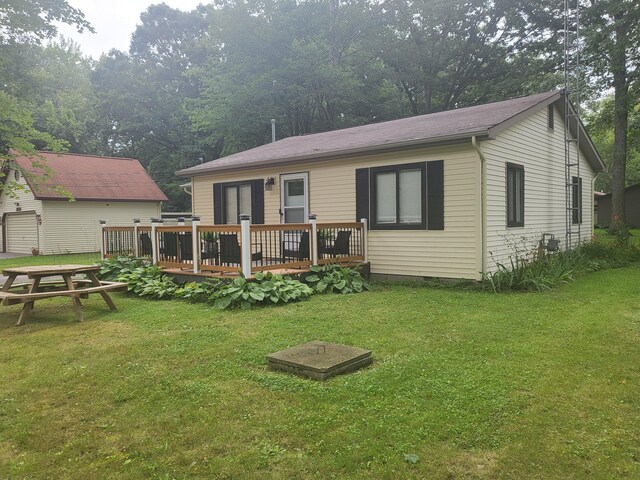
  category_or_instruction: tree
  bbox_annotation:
[0,0,92,44]
[580,0,640,233]
[587,93,640,194]
[371,0,555,115]
[189,0,400,155]
[91,5,211,210]
[0,0,93,195]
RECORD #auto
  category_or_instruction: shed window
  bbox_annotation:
[370,163,426,229]
[572,176,582,224]
[506,163,524,227]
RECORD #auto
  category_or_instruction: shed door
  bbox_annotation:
[6,212,39,254]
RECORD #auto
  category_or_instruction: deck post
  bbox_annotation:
[133,219,140,257]
[240,214,251,277]
[99,220,107,259]
[192,216,200,274]
[151,218,162,265]
[309,214,318,266]
[361,218,368,264]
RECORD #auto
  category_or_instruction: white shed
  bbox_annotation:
[0,152,167,255]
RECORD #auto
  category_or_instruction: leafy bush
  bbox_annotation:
[96,256,370,309]
[96,256,148,281]
[116,264,179,299]
[174,280,221,303]
[303,264,369,294]
[211,272,313,310]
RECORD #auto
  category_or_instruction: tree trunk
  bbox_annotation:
[608,18,629,235]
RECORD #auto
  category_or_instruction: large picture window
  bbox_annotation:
[506,163,524,227]
[370,162,426,229]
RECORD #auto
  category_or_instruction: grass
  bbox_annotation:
[1,258,639,478]
[0,252,101,270]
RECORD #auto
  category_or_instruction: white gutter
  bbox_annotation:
[472,136,487,275]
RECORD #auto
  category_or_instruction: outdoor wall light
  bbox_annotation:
[265,177,275,191]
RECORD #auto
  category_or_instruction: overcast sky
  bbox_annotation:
[57,0,204,58]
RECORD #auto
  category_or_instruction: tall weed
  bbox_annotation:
[483,239,640,293]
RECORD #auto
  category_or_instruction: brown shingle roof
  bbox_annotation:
[177,90,605,176]
[15,152,168,202]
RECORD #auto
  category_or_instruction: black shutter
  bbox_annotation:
[355,168,370,224]
[427,160,444,230]
[213,183,223,224]
[251,179,265,224]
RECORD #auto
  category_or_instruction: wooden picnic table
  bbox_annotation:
[1,264,127,326]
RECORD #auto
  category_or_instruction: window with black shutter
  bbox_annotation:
[357,160,443,231]
[212,180,264,224]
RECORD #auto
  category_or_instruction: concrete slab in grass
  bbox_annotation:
[267,340,372,380]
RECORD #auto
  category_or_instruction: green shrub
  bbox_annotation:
[174,280,221,303]
[210,272,313,310]
[96,256,148,281]
[303,264,369,294]
[116,264,179,299]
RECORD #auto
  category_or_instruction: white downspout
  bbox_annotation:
[472,136,487,276]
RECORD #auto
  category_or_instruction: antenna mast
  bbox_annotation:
[564,0,582,249]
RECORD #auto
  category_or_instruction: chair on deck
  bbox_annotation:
[219,234,262,266]
[322,230,351,256]
[160,232,178,259]
[139,233,152,257]
[281,231,310,262]
[178,233,193,261]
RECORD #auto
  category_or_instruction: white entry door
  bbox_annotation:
[280,173,308,224]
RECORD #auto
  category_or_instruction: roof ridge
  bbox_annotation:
[36,151,138,162]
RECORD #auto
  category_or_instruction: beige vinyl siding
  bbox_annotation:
[482,106,595,271]
[191,145,482,280]
[41,201,161,254]
[0,169,44,252]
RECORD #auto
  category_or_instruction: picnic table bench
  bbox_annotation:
[1,264,127,326]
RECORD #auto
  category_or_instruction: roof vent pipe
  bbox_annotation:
[271,119,276,143]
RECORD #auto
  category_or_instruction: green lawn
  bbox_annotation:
[0,252,101,270]
[1,259,639,479]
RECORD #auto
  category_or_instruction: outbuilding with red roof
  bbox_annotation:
[0,152,167,254]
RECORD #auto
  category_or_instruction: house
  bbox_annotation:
[0,152,167,255]
[176,90,605,281]
[596,184,640,228]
